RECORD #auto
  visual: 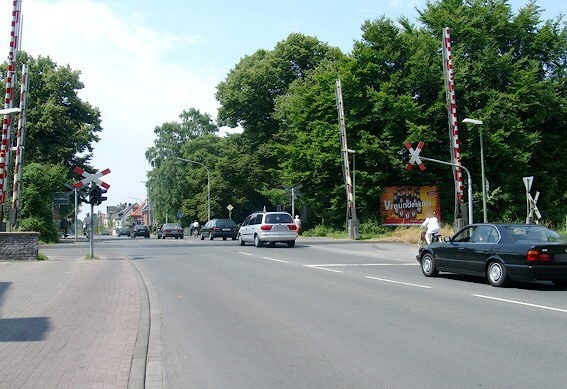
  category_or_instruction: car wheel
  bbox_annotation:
[238,234,245,246]
[420,253,438,277]
[222,237,227,241]
[175,236,178,239]
[487,261,509,287]
[552,280,567,288]
[209,234,214,240]
[232,236,237,240]
[286,240,295,248]
[254,235,263,248]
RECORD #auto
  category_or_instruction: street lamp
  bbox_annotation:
[463,118,487,223]
[347,149,356,210]
[175,157,211,221]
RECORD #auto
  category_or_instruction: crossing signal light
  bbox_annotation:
[400,148,410,164]
[98,187,108,204]
[89,185,99,205]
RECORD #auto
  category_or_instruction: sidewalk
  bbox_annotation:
[0,251,151,388]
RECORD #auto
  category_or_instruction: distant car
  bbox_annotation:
[130,224,150,238]
[417,223,567,287]
[238,211,297,247]
[200,218,238,240]
[117,227,130,237]
[157,223,184,239]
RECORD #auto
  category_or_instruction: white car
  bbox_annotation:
[238,211,297,247]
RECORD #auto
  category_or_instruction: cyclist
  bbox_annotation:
[420,212,440,244]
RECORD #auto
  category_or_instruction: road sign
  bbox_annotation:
[404,141,426,171]
[522,176,533,192]
[53,191,69,205]
[72,167,111,189]
[226,204,234,211]
[177,211,183,220]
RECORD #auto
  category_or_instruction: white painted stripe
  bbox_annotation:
[365,276,432,289]
[303,265,343,273]
[473,294,567,313]
[238,252,252,256]
[310,263,417,267]
[261,257,289,264]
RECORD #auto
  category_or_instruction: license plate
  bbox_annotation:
[222,228,231,231]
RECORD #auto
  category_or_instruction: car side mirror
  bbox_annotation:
[443,236,451,242]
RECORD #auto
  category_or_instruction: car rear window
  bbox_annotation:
[216,219,236,228]
[507,226,563,242]
[264,214,293,224]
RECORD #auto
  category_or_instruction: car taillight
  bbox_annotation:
[288,225,297,231]
[260,225,272,231]
[527,249,552,262]
[212,227,220,231]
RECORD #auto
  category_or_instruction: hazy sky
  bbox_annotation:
[0,0,563,217]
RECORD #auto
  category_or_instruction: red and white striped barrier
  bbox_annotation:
[0,0,22,204]
[442,27,464,208]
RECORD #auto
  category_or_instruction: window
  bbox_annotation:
[453,226,476,242]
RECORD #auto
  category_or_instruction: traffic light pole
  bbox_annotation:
[420,156,473,225]
[89,201,94,257]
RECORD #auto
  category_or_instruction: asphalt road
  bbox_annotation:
[56,236,567,388]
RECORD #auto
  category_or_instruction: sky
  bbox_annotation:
[0,0,564,218]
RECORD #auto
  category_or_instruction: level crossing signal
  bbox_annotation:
[88,185,108,205]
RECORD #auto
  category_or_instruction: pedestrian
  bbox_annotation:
[420,212,440,244]
[294,215,302,234]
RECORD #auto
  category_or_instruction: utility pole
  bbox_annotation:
[335,79,359,239]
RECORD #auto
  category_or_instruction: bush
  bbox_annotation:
[19,217,59,243]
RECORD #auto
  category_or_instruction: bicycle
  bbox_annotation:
[418,230,441,247]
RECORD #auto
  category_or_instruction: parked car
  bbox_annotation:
[130,224,150,238]
[200,218,238,240]
[157,223,184,239]
[417,223,567,287]
[117,227,131,237]
[238,211,297,247]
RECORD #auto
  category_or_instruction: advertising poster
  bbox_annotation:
[380,186,441,226]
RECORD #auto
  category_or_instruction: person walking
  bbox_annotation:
[420,212,440,244]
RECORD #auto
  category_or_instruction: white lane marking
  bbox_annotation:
[303,265,343,273]
[238,252,253,256]
[473,294,567,313]
[261,257,290,264]
[309,263,417,267]
[365,276,432,289]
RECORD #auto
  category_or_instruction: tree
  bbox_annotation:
[19,163,67,242]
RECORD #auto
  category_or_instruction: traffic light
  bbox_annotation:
[98,187,108,204]
[89,185,100,205]
[400,148,410,164]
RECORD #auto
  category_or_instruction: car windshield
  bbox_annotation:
[264,214,293,224]
[164,224,181,229]
[506,226,565,243]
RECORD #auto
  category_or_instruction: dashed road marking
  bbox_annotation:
[303,265,343,273]
[473,294,567,313]
[261,257,290,263]
[365,276,432,289]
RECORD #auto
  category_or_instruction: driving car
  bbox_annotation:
[417,223,567,287]
[238,211,297,247]
[130,224,150,238]
[117,227,130,237]
[200,218,238,240]
[157,223,184,239]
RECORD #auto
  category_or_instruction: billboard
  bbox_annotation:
[380,186,440,226]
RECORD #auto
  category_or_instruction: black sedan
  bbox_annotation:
[200,218,238,240]
[130,224,150,238]
[157,223,184,239]
[417,223,567,287]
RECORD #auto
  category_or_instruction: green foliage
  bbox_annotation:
[19,216,58,243]
[147,1,566,229]
[37,252,49,261]
[18,163,68,242]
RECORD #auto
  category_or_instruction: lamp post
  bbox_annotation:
[463,118,487,223]
[175,157,210,221]
[347,149,356,210]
